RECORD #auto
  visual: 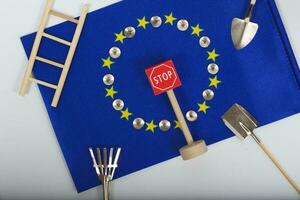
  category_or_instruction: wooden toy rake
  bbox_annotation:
[222,104,300,194]
[89,147,121,200]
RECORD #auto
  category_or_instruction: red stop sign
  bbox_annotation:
[145,60,182,95]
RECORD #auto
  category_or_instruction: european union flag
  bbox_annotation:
[21,0,300,192]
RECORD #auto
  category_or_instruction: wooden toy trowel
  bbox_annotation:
[231,0,259,50]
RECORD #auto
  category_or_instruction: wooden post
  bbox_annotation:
[167,90,194,145]
[166,90,207,160]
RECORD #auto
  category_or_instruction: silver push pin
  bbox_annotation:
[89,147,122,200]
[124,27,136,38]
[231,0,259,50]
[150,16,162,28]
[222,104,300,194]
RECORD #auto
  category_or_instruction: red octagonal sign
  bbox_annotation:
[146,60,182,95]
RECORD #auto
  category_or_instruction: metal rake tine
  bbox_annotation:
[103,148,108,176]
[89,148,100,176]
[111,148,121,180]
[108,148,114,180]
[96,148,104,175]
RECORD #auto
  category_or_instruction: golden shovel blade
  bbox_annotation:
[222,104,259,140]
[231,18,259,50]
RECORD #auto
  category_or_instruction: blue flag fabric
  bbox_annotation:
[21,0,300,192]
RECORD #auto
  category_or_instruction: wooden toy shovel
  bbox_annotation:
[146,60,207,160]
[222,104,300,194]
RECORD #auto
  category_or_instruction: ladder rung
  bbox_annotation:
[29,78,58,89]
[43,33,71,46]
[49,10,79,24]
[35,56,64,69]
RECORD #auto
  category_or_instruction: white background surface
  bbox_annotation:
[0,0,300,199]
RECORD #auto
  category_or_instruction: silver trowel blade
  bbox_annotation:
[222,104,259,140]
[231,18,259,50]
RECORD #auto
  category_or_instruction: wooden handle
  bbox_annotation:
[167,90,194,144]
[254,137,300,194]
[102,178,109,200]
[245,0,256,21]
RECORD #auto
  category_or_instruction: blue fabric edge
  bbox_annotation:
[267,0,300,89]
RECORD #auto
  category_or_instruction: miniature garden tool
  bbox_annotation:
[222,104,300,194]
[89,147,122,200]
[231,0,259,50]
[145,60,208,160]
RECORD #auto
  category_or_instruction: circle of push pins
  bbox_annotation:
[113,99,124,111]
[102,15,222,133]
[199,36,211,48]
[202,89,214,101]
[124,26,136,38]
[186,110,198,122]
[159,120,171,132]
[177,19,189,31]
[133,118,145,130]
[150,16,162,28]
[207,63,219,75]
[109,47,121,59]
[103,74,115,86]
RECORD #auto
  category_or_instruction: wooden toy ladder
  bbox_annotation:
[19,0,89,107]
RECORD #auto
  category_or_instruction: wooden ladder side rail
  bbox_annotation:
[51,4,89,107]
[19,0,54,96]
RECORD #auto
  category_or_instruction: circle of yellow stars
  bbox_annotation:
[101,12,222,133]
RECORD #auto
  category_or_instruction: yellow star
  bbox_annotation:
[114,31,126,44]
[137,16,150,29]
[209,76,222,88]
[146,120,158,133]
[198,101,210,114]
[105,86,118,99]
[174,120,181,129]
[207,49,220,62]
[164,12,177,25]
[120,108,133,120]
[191,24,204,37]
[102,56,114,69]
